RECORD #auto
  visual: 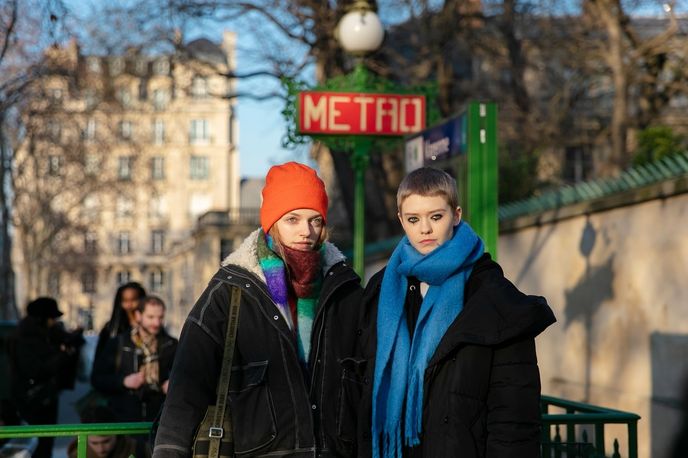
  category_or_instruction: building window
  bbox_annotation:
[191,76,208,98]
[84,154,99,175]
[149,269,165,292]
[84,231,97,254]
[149,195,167,219]
[117,87,132,107]
[118,156,133,180]
[83,118,96,141]
[87,56,101,73]
[151,156,165,180]
[189,119,209,144]
[189,155,209,180]
[135,58,147,75]
[48,88,63,103]
[82,195,99,220]
[151,230,165,254]
[110,57,125,76]
[117,231,131,255]
[153,119,165,145]
[116,196,134,218]
[84,89,98,110]
[153,58,169,75]
[563,146,593,184]
[116,270,131,285]
[47,155,62,176]
[119,120,133,141]
[82,270,96,293]
[47,120,61,141]
[138,80,148,100]
[152,89,168,110]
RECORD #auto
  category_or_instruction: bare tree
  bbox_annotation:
[0,0,70,318]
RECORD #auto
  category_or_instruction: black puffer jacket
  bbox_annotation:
[153,230,363,458]
[351,254,556,458]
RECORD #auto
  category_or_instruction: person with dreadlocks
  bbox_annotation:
[92,295,178,422]
[94,282,147,359]
[153,162,363,457]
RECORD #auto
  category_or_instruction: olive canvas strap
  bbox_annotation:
[208,286,241,458]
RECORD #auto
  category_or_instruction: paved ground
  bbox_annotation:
[53,334,96,457]
[53,379,90,456]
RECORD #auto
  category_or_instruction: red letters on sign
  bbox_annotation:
[298,91,426,136]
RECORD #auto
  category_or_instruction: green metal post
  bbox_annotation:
[628,419,638,458]
[351,138,372,278]
[466,102,498,258]
[78,434,87,458]
[594,422,606,456]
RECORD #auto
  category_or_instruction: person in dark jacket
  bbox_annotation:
[10,297,84,458]
[91,295,178,422]
[153,162,363,457]
[94,282,147,360]
[353,167,556,458]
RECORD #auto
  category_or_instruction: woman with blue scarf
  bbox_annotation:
[348,168,555,458]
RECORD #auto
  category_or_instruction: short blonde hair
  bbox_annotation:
[397,167,459,211]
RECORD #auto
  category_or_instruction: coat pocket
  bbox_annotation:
[229,360,277,455]
[336,357,367,443]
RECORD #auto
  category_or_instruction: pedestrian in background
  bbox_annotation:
[92,296,177,422]
[355,167,556,457]
[9,297,84,458]
[153,162,363,457]
[67,406,151,458]
[94,282,146,359]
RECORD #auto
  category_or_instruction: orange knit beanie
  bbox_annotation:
[260,162,328,233]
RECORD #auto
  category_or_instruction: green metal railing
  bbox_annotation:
[500,151,688,221]
[0,422,152,458]
[0,396,640,458]
[541,395,640,458]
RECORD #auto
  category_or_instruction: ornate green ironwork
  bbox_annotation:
[541,395,639,458]
[500,151,688,221]
[0,395,640,458]
[281,62,439,277]
[281,63,441,152]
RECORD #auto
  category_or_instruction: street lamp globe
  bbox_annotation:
[336,2,384,54]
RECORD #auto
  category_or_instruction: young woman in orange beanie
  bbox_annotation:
[153,162,364,457]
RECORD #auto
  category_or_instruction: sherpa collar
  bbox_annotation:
[220,228,346,285]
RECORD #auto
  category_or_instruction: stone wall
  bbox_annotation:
[498,179,688,458]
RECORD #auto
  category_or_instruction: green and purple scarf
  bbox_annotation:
[257,231,323,362]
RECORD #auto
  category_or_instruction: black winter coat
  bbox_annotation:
[10,317,75,416]
[351,254,556,458]
[153,230,363,458]
[91,329,178,422]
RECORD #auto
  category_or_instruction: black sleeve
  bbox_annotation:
[152,280,231,458]
[94,324,111,360]
[12,334,70,382]
[486,336,542,458]
[91,336,127,394]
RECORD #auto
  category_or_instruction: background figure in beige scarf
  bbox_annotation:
[91,296,178,422]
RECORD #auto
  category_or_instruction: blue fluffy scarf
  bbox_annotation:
[372,221,484,458]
